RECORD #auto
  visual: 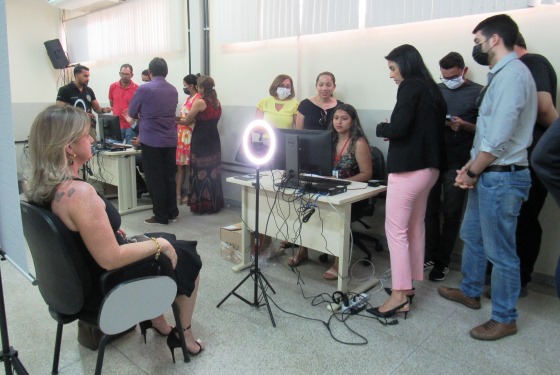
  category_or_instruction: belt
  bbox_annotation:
[483,165,528,173]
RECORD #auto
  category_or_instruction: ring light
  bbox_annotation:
[242,120,276,166]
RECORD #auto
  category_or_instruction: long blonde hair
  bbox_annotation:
[25,105,91,205]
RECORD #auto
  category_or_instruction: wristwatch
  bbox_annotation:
[466,169,477,178]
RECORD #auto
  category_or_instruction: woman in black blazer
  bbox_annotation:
[370,44,447,319]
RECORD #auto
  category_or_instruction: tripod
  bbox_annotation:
[217,166,277,327]
[0,252,29,375]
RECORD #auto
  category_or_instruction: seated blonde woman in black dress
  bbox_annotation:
[25,105,205,358]
[288,103,372,279]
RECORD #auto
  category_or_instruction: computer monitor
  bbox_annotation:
[271,129,333,178]
[98,114,123,144]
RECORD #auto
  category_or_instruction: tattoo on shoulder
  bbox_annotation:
[68,188,76,197]
[55,192,65,202]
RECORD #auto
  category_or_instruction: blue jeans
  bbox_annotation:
[121,128,135,144]
[459,169,531,323]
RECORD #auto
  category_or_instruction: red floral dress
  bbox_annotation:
[176,93,201,165]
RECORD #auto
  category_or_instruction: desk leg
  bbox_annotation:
[117,155,137,214]
[334,205,379,302]
[232,186,252,272]
[337,205,351,292]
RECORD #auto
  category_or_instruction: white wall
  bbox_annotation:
[7,0,60,145]
[212,6,560,110]
[210,4,560,280]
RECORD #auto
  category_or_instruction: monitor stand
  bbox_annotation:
[284,134,299,187]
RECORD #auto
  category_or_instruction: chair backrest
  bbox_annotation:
[370,146,386,182]
[20,201,90,315]
[98,276,177,335]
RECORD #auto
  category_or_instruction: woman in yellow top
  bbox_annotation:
[255,74,299,128]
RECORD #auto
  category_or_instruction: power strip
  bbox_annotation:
[341,293,369,314]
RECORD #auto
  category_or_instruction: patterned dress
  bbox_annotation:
[187,98,224,213]
[177,93,201,165]
[333,152,360,179]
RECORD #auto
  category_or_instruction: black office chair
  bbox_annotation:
[20,201,190,375]
[351,146,386,261]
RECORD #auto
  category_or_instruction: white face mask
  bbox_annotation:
[276,87,291,100]
[443,76,465,90]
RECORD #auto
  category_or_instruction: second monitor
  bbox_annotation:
[98,114,123,145]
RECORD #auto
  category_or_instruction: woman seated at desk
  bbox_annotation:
[288,103,372,279]
[25,105,205,357]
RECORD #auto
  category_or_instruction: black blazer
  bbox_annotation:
[376,78,447,174]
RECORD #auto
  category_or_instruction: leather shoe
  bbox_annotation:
[470,319,517,341]
[438,286,481,310]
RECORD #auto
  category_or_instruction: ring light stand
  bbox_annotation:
[217,120,278,327]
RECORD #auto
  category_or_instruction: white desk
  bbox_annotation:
[88,149,152,215]
[227,170,387,294]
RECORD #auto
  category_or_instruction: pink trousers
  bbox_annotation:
[385,168,439,290]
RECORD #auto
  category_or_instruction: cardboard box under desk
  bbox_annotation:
[220,222,242,250]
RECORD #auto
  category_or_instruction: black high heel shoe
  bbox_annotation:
[367,301,410,319]
[139,320,172,344]
[167,325,204,363]
[384,287,416,305]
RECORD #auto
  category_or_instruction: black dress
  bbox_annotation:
[188,98,224,213]
[51,192,202,311]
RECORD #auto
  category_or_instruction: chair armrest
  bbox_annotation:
[100,256,168,296]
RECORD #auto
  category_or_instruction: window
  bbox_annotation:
[64,0,184,63]
[214,0,542,44]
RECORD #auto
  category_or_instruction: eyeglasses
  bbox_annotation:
[119,72,132,77]
[439,74,462,82]
[318,110,327,126]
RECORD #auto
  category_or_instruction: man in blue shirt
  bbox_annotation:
[129,57,179,225]
[438,14,537,341]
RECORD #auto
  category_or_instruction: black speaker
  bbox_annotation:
[44,39,69,69]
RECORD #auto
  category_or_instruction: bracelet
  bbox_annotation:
[150,237,161,260]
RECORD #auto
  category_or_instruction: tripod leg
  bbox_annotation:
[216,272,254,308]
[258,272,276,294]
[256,273,276,327]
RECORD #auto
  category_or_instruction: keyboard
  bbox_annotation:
[275,175,349,196]
[298,175,351,186]
[110,142,133,148]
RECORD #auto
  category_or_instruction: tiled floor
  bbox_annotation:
[2,198,559,374]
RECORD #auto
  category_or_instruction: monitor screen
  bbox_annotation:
[98,114,123,144]
[271,129,332,177]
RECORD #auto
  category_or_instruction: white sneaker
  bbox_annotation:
[424,260,435,270]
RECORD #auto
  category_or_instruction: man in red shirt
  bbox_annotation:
[108,64,139,143]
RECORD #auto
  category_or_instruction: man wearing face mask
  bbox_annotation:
[424,52,483,282]
[438,14,537,341]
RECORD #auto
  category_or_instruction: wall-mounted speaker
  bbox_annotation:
[44,39,69,69]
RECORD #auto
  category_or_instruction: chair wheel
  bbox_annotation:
[318,254,329,263]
